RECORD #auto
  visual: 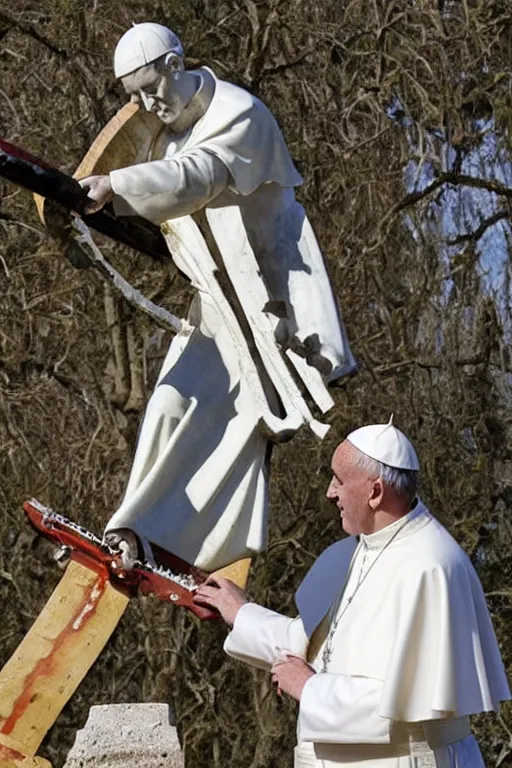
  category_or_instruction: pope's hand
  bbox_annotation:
[193,576,247,626]
[271,655,316,701]
[78,175,114,214]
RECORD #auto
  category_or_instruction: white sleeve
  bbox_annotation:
[223,603,309,670]
[110,150,230,224]
[299,674,391,744]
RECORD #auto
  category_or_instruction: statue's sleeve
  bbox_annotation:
[109,149,230,224]
[223,603,308,670]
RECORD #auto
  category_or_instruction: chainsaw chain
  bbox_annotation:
[29,498,199,592]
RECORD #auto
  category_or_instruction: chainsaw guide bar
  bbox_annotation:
[23,499,217,620]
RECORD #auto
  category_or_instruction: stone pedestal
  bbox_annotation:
[63,703,183,768]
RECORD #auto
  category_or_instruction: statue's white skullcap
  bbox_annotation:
[114,23,184,79]
[347,416,420,470]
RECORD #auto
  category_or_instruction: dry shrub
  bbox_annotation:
[0,2,510,766]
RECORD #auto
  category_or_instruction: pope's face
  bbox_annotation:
[326,441,377,535]
[122,61,184,125]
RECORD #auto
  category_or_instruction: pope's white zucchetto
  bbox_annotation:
[347,417,420,471]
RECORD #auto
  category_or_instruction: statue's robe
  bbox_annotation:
[225,501,511,767]
[105,68,356,570]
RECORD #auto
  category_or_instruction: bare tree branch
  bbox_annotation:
[72,217,185,335]
[0,11,69,59]
[369,172,512,251]
[447,210,509,245]
[0,211,44,235]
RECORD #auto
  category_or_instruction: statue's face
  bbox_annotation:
[122,59,184,125]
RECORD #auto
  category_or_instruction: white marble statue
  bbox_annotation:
[79,23,356,572]
[195,420,511,768]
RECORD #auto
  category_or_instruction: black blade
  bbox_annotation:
[0,138,169,262]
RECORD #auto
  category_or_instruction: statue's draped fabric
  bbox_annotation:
[224,502,511,767]
[106,69,356,570]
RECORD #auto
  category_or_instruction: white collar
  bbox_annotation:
[359,499,429,550]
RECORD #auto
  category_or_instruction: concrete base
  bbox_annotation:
[63,703,183,768]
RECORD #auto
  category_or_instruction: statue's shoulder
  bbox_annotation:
[203,67,267,117]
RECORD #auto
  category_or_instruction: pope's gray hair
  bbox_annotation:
[352,450,419,504]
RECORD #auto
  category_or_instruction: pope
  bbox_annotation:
[194,419,511,768]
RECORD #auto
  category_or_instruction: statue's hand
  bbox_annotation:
[78,175,114,214]
[193,576,248,626]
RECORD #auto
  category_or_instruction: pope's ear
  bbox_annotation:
[368,477,384,510]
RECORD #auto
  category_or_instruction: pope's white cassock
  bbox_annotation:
[104,66,356,570]
[224,500,511,768]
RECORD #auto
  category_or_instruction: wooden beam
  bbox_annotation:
[0,562,129,758]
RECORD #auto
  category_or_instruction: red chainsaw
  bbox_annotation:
[23,498,217,620]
